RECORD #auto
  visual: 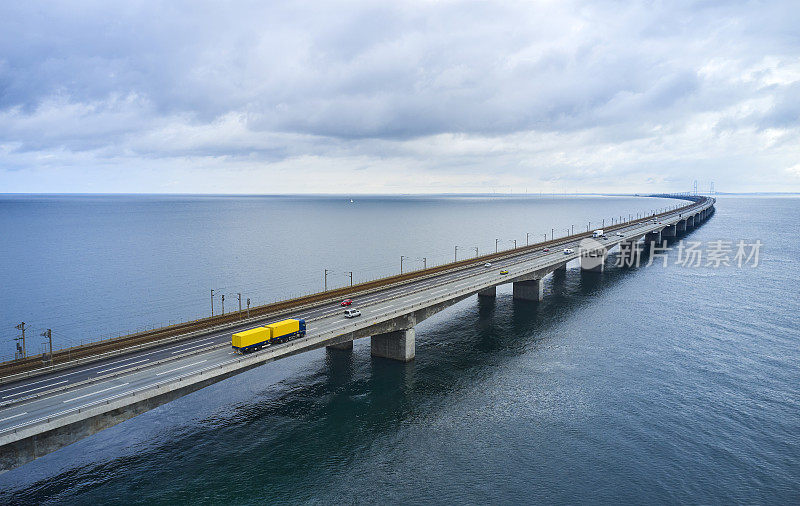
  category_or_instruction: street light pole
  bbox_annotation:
[474,247,479,257]
[211,289,214,316]
[526,232,530,246]
[221,294,225,315]
[237,293,242,313]
[247,298,251,318]
[454,245,458,261]
[401,255,406,274]
[348,271,353,286]
[495,238,500,253]
[41,329,52,365]
[422,257,427,269]
[324,269,330,291]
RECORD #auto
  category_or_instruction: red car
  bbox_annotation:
[341,299,353,306]
[543,248,550,252]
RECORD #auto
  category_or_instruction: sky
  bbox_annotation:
[1,0,799,194]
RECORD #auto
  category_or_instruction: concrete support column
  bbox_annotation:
[677,220,686,233]
[646,231,662,245]
[618,240,640,267]
[513,279,543,301]
[580,247,607,272]
[662,224,677,238]
[554,262,567,273]
[687,216,695,228]
[477,286,496,297]
[371,328,415,362]
[326,340,354,351]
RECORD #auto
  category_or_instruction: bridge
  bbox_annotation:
[0,195,715,472]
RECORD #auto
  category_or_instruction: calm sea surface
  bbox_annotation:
[0,195,798,504]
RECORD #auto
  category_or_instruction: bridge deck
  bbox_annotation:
[0,196,715,471]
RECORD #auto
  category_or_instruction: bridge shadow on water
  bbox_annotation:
[2,232,701,503]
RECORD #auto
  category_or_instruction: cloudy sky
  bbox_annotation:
[1,0,798,194]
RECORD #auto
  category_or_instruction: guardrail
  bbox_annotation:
[0,199,716,439]
[0,196,710,380]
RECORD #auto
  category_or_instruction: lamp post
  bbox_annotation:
[495,238,500,253]
[400,256,406,274]
[41,329,52,365]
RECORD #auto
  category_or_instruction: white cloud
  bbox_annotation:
[0,0,799,193]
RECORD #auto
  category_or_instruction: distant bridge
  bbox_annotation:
[0,195,715,472]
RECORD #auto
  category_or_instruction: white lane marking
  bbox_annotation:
[95,359,149,374]
[63,383,130,403]
[0,412,27,423]
[0,336,221,394]
[0,375,72,394]
[171,342,214,354]
[155,360,208,376]
[1,380,69,399]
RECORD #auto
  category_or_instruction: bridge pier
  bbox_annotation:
[580,246,607,273]
[371,328,415,362]
[677,220,687,233]
[646,231,662,246]
[618,240,642,267]
[512,279,543,301]
[477,286,497,297]
[662,224,677,238]
[687,215,695,228]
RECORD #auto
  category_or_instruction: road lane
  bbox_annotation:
[0,200,712,436]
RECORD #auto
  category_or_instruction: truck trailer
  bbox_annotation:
[231,318,306,354]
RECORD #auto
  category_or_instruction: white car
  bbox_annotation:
[615,231,624,236]
[484,262,492,268]
[343,308,361,318]
[563,248,574,254]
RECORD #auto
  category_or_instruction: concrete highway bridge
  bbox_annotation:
[0,195,715,472]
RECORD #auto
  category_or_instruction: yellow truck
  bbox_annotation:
[231,318,306,354]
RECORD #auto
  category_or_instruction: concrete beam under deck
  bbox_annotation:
[326,340,354,351]
[478,286,496,297]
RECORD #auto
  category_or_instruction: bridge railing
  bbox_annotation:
[0,197,711,379]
